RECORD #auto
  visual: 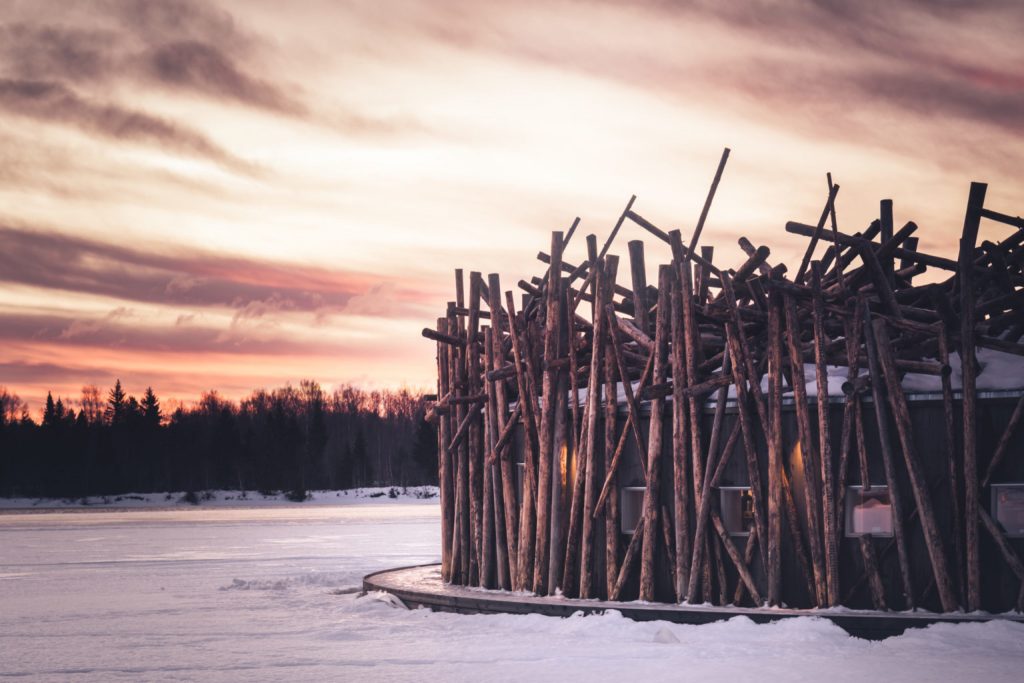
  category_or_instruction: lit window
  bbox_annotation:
[991,484,1024,538]
[620,487,646,534]
[720,486,754,536]
[845,485,893,537]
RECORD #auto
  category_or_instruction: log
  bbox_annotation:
[468,273,487,587]
[732,522,758,605]
[937,323,965,603]
[872,318,958,612]
[674,232,716,603]
[533,232,563,595]
[611,516,646,601]
[686,351,735,603]
[450,304,471,584]
[812,264,840,606]
[857,241,903,319]
[880,199,895,287]
[824,172,844,281]
[490,272,518,586]
[783,293,828,607]
[795,182,840,283]
[505,293,538,591]
[561,397,591,599]
[605,306,650,476]
[697,246,714,303]
[548,364,571,595]
[961,181,986,612]
[614,315,654,351]
[422,327,465,347]
[786,221,958,271]
[710,508,762,605]
[720,276,769,574]
[859,536,888,610]
[670,270,691,600]
[980,508,1024,583]
[861,298,915,609]
[436,317,453,582]
[782,463,819,604]
[628,240,649,335]
[483,327,507,589]
[639,265,672,601]
[766,285,785,605]
[571,196,636,312]
[628,210,721,275]
[603,256,622,598]
[566,287,582,472]
[686,147,730,258]
[580,259,608,599]
[593,349,655,514]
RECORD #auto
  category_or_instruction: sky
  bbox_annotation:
[1,0,1023,414]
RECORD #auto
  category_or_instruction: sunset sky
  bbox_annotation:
[2,0,1023,414]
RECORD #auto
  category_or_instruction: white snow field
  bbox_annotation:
[2,499,1023,682]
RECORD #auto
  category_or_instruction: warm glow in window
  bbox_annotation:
[845,485,893,537]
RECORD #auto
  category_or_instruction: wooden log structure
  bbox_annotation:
[421,161,1024,615]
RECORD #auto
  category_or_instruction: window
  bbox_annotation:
[620,487,646,534]
[720,486,754,536]
[845,485,893,537]
[991,484,1024,538]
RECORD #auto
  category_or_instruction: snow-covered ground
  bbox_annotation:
[2,501,1023,682]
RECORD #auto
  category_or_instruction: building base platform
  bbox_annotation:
[363,564,1024,640]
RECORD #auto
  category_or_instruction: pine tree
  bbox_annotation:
[106,380,127,425]
[141,387,161,427]
[43,392,56,427]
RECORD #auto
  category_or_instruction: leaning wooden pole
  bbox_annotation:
[505,293,538,592]
[782,293,827,607]
[861,298,915,609]
[872,319,958,612]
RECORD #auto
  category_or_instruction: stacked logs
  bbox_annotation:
[423,154,1024,612]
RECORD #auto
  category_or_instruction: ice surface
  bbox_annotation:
[2,502,1023,682]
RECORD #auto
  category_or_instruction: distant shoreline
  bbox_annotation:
[0,486,439,512]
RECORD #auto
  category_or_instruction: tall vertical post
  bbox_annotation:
[628,240,649,335]
[766,287,785,606]
[533,231,563,595]
[639,265,672,601]
[960,182,986,611]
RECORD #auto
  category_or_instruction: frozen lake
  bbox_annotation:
[2,501,1023,682]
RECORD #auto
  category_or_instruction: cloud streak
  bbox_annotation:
[0,224,434,319]
[0,79,254,171]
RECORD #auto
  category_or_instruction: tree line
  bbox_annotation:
[0,381,438,500]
